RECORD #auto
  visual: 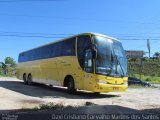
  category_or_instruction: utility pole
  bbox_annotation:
[147,39,150,58]
[139,57,143,80]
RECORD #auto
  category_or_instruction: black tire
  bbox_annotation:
[93,92,100,95]
[23,74,28,85]
[27,74,33,85]
[67,77,76,94]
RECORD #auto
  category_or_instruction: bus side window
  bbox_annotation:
[18,54,21,62]
[77,35,92,70]
[61,37,76,56]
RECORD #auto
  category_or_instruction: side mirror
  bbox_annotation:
[111,53,114,62]
[106,68,111,74]
[92,50,97,59]
[92,44,97,59]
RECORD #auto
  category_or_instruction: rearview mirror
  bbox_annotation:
[106,68,111,74]
[111,53,114,62]
[92,44,97,59]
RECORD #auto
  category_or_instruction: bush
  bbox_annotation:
[158,73,160,77]
[128,59,160,77]
[151,73,155,77]
[85,102,96,106]
[145,77,151,81]
[38,102,65,110]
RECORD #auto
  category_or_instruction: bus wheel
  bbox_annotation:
[23,74,28,85]
[67,77,76,94]
[27,74,33,85]
[93,92,100,95]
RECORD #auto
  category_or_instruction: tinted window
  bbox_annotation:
[77,35,92,69]
[19,37,76,62]
[18,54,21,62]
[61,38,75,56]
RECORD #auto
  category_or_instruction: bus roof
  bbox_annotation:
[89,32,119,41]
[20,32,119,54]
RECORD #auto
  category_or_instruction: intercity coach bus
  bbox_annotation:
[17,32,128,94]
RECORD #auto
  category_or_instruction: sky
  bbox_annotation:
[0,0,160,62]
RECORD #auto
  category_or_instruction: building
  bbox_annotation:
[125,50,144,58]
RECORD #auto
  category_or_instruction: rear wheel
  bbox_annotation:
[67,77,76,94]
[27,74,33,85]
[23,74,28,85]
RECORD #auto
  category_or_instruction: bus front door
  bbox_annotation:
[83,49,94,91]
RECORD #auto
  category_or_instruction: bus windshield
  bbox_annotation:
[94,35,127,76]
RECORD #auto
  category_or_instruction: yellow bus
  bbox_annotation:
[17,32,128,94]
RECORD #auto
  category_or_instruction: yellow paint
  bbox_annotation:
[17,55,128,92]
[17,32,128,93]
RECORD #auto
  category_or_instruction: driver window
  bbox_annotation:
[84,49,93,73]
[77,35,92,69]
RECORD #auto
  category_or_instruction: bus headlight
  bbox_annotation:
[96,79,108,84]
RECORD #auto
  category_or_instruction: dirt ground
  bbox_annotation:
[0,77,160,114]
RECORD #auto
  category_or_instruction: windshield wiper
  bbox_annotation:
[115,56,124,77]
[112,49,125,77]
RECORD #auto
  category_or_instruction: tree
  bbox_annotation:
[0,62,6,75]
[153,52,160,58]
[4,57,16,76]
[5,57,16,68]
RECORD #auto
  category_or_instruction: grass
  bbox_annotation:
[21,101,96,111]
[142,76,160,84]
[84,102,96,106]
[128,85,147,88]
[0,74,16,78]
[34,102,71,110]
[128,59,160,84]
[0,74,6,77]
[130,74,160,84]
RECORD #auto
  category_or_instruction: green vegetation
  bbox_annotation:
[21,102,96,111]
[34,102,73,110]
[84,101,96,106]
[132,74,160,84]
[36,101,96,110]
[153,52,160,58]
[0,57,16,76]
[128,57,160,84]
[128,85,146,88]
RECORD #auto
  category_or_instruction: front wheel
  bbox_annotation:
[67,77,76,94]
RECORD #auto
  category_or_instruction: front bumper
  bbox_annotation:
[92,83,128,92]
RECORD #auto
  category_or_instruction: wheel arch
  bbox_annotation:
[28,73,32,77]
[23,73,26,78]
[63,75,74,87]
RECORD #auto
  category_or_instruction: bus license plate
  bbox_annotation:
[113,87,119,90]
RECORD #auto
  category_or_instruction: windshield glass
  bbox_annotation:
[94,35,127,76]
[112,41,128,76]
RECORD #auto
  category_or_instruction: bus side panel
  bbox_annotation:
[17,60,44,82]
[58,56,84,90]
[16,64,22,80]
[55,57,64,86]
[32,60,43,81]
[40,58,60,85]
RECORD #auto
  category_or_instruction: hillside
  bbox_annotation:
[128,58,160,83]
